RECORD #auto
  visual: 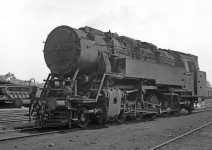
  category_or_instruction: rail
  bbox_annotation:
[149,119,212,150]
[0,106,212,142]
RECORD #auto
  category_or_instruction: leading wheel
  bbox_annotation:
[115,109,126,123]
[74,108,89,128]
[187,107,194,114]
[133,112,143,121]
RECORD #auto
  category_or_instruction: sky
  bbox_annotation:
[0,0,212,83]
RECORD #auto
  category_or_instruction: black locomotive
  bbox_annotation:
[29,26,207,128]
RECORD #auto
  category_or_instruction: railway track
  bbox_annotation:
[0,106,211,143]
[149,121,212,150]
[0,104,211,123]
[0,128,67,142]
[0,101,210,124]
[0,108,29,123]
[147,101,212,150]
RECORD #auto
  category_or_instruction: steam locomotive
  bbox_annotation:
[29,26,207,128]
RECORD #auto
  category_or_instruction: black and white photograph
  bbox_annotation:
[0,0,212,149]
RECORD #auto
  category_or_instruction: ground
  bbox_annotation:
[167,125,212,150]
[0,100,212,150]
